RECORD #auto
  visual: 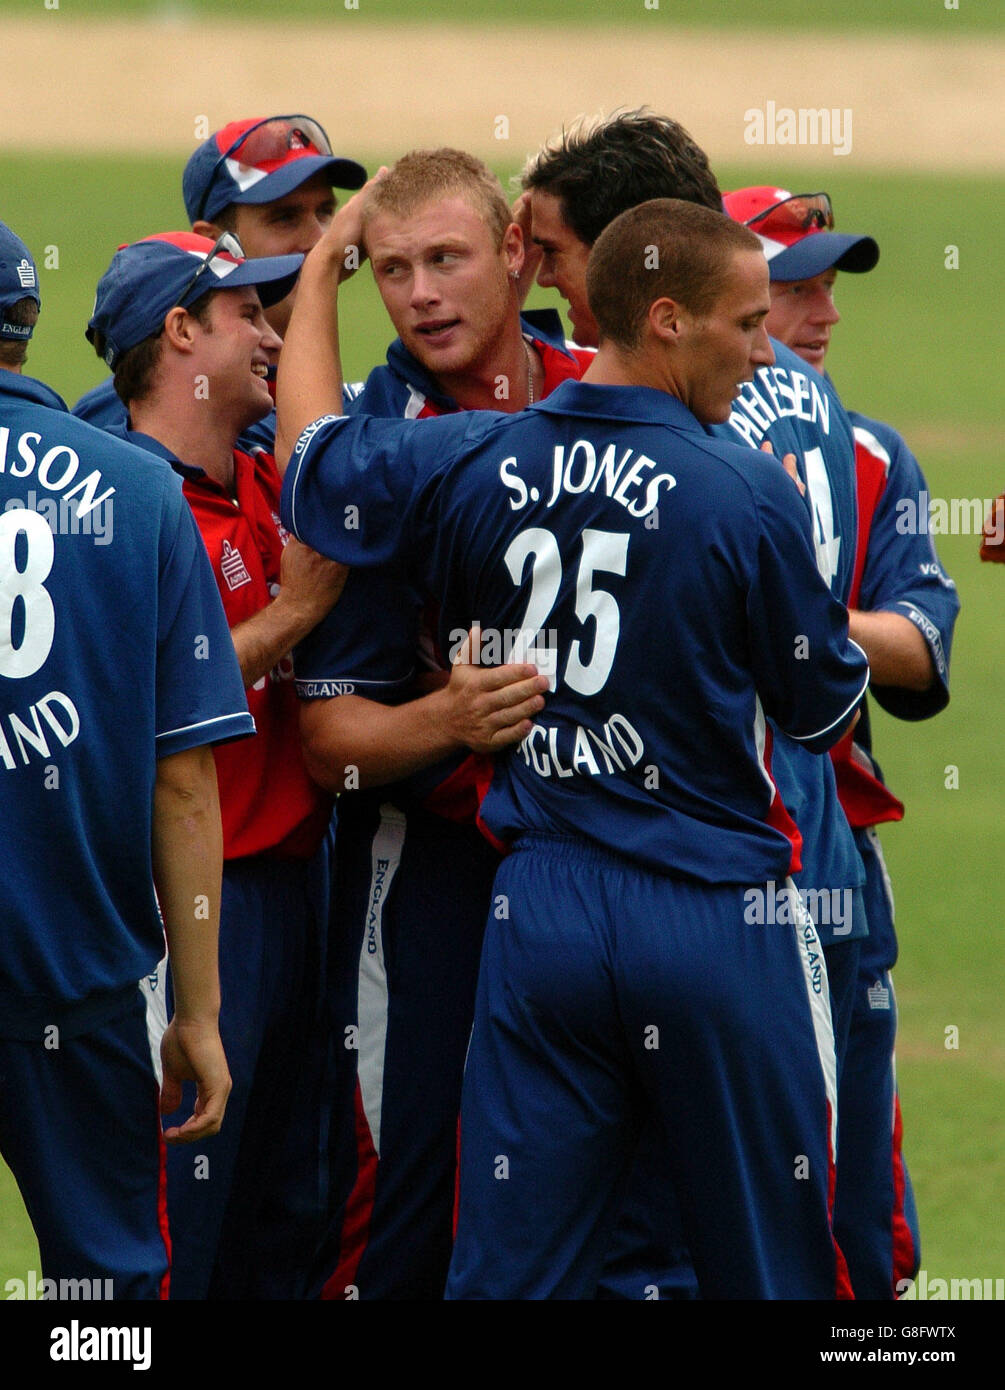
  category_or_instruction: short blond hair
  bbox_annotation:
[363,148,511,248]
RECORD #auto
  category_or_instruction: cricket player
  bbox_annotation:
[296,149,588,1299]
[519,110,871,1297]
[73,112,366,443]
[86,231,348,1298]
[275,191,870,1299]
[519,112,868,984]
[724,184,960,1297]
[0,219,253,1297]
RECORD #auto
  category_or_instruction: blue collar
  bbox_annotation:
[384,309,574,410]
[528,379,706,434]
[114,425,205,481]
[0,369,68,412]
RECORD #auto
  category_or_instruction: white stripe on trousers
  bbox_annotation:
[785,878,839,1157]
[139,951,169,1089]
[357,804,407,1157]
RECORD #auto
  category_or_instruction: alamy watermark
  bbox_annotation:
[898,1269,1004,1300]
[743,880,853,935]
[49,1319,151,1371]
[3,489,113,545]
[897,491,1000,542]
[447,625,559,681]
[5,1270,113,1299]
[744,102,852,157]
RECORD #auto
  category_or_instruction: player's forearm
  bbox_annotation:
[275,237,347,473]
[300,691,468,792]
[231,591,332,688]
[847,609,935,691]
[152,745,224,1024]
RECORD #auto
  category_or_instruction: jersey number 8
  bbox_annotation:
[0,509,56,680]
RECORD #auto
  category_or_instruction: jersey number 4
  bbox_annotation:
[0,509,56,679]
[504,526,628,696]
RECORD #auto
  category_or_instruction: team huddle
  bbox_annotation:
[0,109,959,1300]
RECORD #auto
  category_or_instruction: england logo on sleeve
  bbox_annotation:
[220,539,252,591]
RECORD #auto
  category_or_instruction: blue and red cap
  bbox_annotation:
[0,221,41,341]
[86,231,303,369]
[723,186,879,280]
[183,114,367,223]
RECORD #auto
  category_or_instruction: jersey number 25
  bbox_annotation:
[504,526,629,697]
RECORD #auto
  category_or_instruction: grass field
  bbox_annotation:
[5,0,1001,34]
[1,147,1003,1297]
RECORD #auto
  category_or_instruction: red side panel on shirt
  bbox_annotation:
[831,726,905,829]
[762,722,803,876]
[829,433,905,830]
[848,434,889,612]
[182,449,332,859]
[424,750,509,854]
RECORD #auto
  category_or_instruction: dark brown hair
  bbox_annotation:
[522,108,723,246]
[91,290,216,406]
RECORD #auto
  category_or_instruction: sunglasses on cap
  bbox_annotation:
[173,231,247,310]
[195,115,335,221]
[743,192,834,238]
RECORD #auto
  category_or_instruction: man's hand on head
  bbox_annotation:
[275,171,390,472]
[303,169,389,286]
